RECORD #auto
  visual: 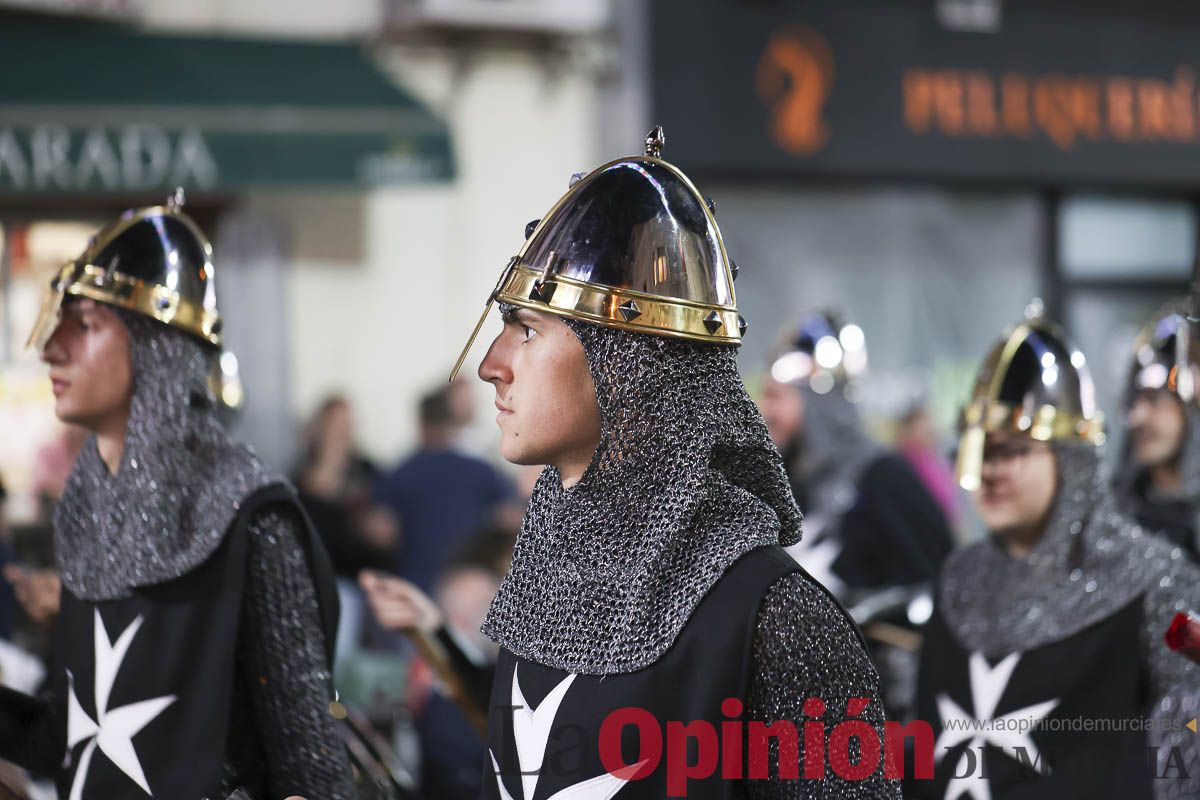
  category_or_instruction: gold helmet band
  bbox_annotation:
[956,302,1105,492]
[451,127,742,380]
[27,190,222,353]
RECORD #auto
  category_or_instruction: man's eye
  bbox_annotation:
[522,325,538,341]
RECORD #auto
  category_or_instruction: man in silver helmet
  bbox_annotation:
[915,304,1200,799]
[447,129,899,798]
[759,311,955,597]
[1116,302,1200,562]
[0,196,356,799]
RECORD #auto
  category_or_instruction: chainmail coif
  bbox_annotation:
[1116,404,1200,540]
[782,385,879,542]
[939,440,1196,658]
[54,310,274,601]
[940,441,1200,798]
[45,309,356,797]
[482,312,803,675]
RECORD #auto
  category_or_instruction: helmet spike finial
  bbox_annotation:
[645,126,666,158]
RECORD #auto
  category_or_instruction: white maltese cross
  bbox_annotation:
[66,610,176,800]
[935,652,1059,800]
[491,666,649,800]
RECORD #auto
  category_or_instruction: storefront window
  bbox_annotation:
[1060,196,1195,279]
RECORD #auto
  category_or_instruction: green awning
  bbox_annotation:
[0,19,454,193]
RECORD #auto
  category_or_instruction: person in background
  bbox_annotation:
[294,395,398,580]
[361,528,510,800]
[295,395,399,659]
[759,310,955,596]
[895,402,961,529]
[915,304,1199,799]
[1115,301,1200,562]
[374,386,514,594]
[2,565,59,630]
[0,196,354,799]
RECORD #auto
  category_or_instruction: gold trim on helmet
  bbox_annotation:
[25,199,222,352]
[449,128,741,380]
[956,319,1106,492]
[62,264,220,346]
[25,264,71,353]
[494,265,741,345]
[502,153,739,340]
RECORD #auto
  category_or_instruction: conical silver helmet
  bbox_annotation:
[1126,299,1200,407]
[27,189,222,352]
[452,127,742,378]
[956,300,1105,491]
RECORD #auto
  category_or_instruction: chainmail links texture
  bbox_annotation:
[785,385,879,516]
[1149,686,1200,799]
[939,440,1191,657]
[54,311,273,601]
[222,509,357,800]
[482,312,802,675]
[47,310,355,795]
[940,440,1200,798]
[746,573,900,798]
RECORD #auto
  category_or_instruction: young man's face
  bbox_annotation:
[478,307,601,472]
[759,378,805,449]
[973,430,1058,536]
[40,299,133,431]
[1127,389,1186,470]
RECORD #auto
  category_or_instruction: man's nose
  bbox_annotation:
[980,458,1002,482]
[478,332,514,386]
[41,328,67,365]
[1127,399,1150,427]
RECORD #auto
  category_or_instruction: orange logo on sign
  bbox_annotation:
[756,29,835,156]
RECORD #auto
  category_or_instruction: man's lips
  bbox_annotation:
[1131,430,1158,445]
[50,377,69,397]
[494,398,513,418]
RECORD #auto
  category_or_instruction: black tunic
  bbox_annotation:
[834,454,956,590]
[483,547,901,799]
[915,598,1155,799]
[0,484,353,799]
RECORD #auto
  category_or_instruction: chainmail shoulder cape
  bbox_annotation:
[481,311,803,675]
[784,385,880,536]
[939,440,1195,660]
[55,311,276,601]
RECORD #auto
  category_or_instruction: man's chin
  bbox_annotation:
[499,442,544,468]
[978,510,1018,534]
[55,404,101,433]
[53,403,81,426]
[1133,446,1177,471]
